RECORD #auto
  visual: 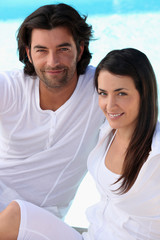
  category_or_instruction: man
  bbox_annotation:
[0,3,104,221]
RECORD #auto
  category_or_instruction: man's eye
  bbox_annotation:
[59,47,69,52]
[36,49,46,52]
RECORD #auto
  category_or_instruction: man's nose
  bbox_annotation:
[47,52,59,66]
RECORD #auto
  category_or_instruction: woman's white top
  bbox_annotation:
[83,121,160,240]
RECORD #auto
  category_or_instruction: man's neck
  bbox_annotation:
[39,79,78,112]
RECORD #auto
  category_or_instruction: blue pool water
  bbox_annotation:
[1,0,160,20]
[0,0,160,227]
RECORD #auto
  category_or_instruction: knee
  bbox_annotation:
[0,201,21,240]
[6,201,21,216]
[2,201,21,224]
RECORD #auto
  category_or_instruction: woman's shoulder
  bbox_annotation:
[98,120,113,140]
[153,121,160,143]
[155,121,160,132]
[150,121,160,157]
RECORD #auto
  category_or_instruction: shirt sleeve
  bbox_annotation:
[0,71,17,115]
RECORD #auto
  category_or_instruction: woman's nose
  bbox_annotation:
[107,95,117,111]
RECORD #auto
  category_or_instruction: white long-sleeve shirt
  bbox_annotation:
[0,66,104,218]
[83,121,160,240]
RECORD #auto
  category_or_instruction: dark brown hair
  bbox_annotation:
[17,3,93,76]
[95,48,158,193]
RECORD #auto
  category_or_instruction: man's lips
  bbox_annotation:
[41,66,66,74]
[44,69,64,74]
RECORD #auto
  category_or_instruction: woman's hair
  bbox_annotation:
[95,48,158,193]
[17,3,93,76]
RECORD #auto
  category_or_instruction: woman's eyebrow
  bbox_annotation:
[114,88,128,92]
[98,88,128,92]
[98,88,107,92]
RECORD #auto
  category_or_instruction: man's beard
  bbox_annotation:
[40,66,69,88]
[37,63,77,89]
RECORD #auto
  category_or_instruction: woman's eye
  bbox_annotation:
[98,92,107,96]
[118,92,127,96]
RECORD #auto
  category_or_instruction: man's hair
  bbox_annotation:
[95,48,158,194]
[17,3,93,76]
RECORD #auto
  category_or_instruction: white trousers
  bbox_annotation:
[15,200,83,240]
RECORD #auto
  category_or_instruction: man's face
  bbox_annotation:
[26,27,84,89]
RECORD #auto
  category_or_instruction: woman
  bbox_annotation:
[84,48,160,240]
[0,48,160,239]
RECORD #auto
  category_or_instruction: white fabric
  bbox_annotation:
[14,121,160,240]
[84,120,160,240]
[0,66,104,218]
[15,200,83,240]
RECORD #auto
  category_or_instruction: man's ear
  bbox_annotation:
[25,47,32,63]
[78,42,84,62]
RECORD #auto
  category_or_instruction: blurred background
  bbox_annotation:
[0,0,160,228]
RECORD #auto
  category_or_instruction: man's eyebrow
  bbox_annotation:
[33,43,72,50]
[57,43,72,48]
[33,45,47,49]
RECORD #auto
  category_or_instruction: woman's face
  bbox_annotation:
[98,70,140,134]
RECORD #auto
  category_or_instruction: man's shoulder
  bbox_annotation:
[0,68,26,82]
[79,65,96,84]
[0,68,37,87]
[84,65,96,76]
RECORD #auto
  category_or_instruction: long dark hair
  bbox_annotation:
[95,48,158,193]
[17,3,93,76]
